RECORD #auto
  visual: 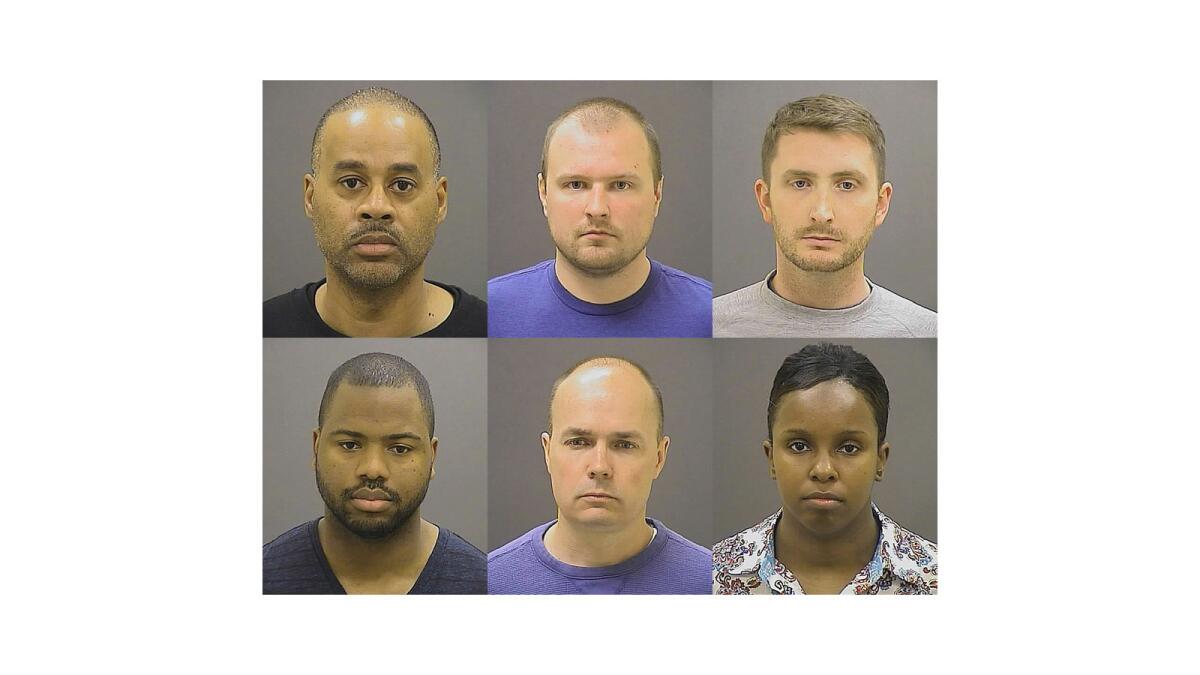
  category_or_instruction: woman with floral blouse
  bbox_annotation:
[712,343,937,595]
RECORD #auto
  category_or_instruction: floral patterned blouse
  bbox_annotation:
[712,505,937,595]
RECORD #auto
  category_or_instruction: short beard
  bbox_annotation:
[314,219,435,290]
[315,466,430,540]
[775,222,872,274]
[554,234,648,278]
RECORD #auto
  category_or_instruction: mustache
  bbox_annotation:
[348,221,403,243]
[342,479,399,501]
[796,227,843,239]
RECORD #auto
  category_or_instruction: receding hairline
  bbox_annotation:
[310,88,441,177]
[547,357,664,439]
[540,98,662,183]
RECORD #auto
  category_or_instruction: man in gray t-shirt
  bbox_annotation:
[713,94,935,338]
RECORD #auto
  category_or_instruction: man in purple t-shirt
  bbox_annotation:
[488,356,711,594]
[487,97,712,337]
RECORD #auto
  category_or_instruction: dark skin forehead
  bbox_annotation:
[771,380,880,444]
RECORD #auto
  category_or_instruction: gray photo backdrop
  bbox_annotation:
[263,81,488,300]
[712,81,937,309]
[263,338,487,550]
[487,81,713,282]
[713,338,937,542]
[487,339,715,551]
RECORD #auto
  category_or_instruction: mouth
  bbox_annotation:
[349,488,395,513]
[581,230,616,239]
[801,235,839,244]
[351,233,399,256]
[578,492,617,501]
[801,491,843,507]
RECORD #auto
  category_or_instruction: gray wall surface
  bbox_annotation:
[487,81,713,281]
[263,81,488,300]
[713,338,937,542]
[263,339,488,550]
[487,339,714,551]
[712,81,937,309]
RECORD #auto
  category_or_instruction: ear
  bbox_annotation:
[435,176,449,225]
[312,427,321,469]
[303,174,317,219]
[537,173,549,218]
[763,439,777,480]
[652,176,664,217]
[754,178,772,225]
[541,431,552,474]
[652,435,670,479]
[875,441,891,481]
[429,436,439,481]
[874,181,893,227]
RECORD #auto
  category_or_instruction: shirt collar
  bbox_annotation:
[733,504,918,592]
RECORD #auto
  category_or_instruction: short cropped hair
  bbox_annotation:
[318,352,435,436]
[767,343,889,444]
[311,87,442,177]
[761,94,886,186]
[541,97,662,184]
[547,356,664,439]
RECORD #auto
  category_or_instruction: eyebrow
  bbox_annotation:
[328,429,424,441]
[780,169,869,182]
[777,427,869,437]
[559,427,645,440]
[555,173,640,182]
[331,160,423,176]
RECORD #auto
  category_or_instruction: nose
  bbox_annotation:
[809,449,837,483]
[586,445,613,480]
[357,446,390,481]
[809,187,833,224]
[584,185,609,219]
[357,182,395,222]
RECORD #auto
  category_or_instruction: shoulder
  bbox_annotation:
[878,511,938,593]
[424,281,488,337]
[488,260,553,295]
[416,526,487,594]
[263,520,315,560]
[263,281,325,337]
[869,283,938,337]
[653,261,713,295]
[263,520,334,594]
[713,281,761,313]
[487,527,539,565]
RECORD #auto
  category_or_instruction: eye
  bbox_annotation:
[337,440,361,451]
[837,443,862,455]
[836,180,857,191]
[389,444,413,455]
[614,439,638,450]
[565,180,586,190]
[786,440,809,453]
[612,180,632,191]
[338,177,364,190]
[564,437,590,447]
[790,179,810,190]
[390,178,416,193]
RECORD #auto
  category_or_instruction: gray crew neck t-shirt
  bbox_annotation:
[712,271,936,338]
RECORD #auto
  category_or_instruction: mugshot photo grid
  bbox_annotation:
[262,80,937,595]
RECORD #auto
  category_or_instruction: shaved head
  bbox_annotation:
[547,356,664,439]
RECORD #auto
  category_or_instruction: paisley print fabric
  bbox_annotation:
[712,504,937,595]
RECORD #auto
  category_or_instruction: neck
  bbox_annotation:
[771,253,870,309]
[316,511,435,580]
[554,252,652,305]
[315,265,441,336]
[543,514,654,567]
[775,505,878,578]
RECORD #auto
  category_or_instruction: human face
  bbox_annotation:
[538,117,663,277]
[755,130,892,274]
[313,384,437,539]
[542,364,668,531]
[765,379,889,539]
[304,105,448,289]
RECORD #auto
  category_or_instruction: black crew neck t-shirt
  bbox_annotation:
[263,279,487,337]
[263,519,487,594]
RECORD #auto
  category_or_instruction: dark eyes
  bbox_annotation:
[786,441,862,455]
[836,180,857,190]
[563,438,636,449]
[337,177,416,192]
[788,180,857,190]
[336,440,411,455]
[564,181,633,191]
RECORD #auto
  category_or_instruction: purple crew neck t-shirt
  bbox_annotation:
[487,518,712,595]
[487,259,712,337]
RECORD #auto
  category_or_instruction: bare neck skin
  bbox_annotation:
[554,252,652,305]
[543,514,655,568]
[774,506,879,595]
[317,511,439,594]
[315,265,453,337]
[771,252,871,310]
